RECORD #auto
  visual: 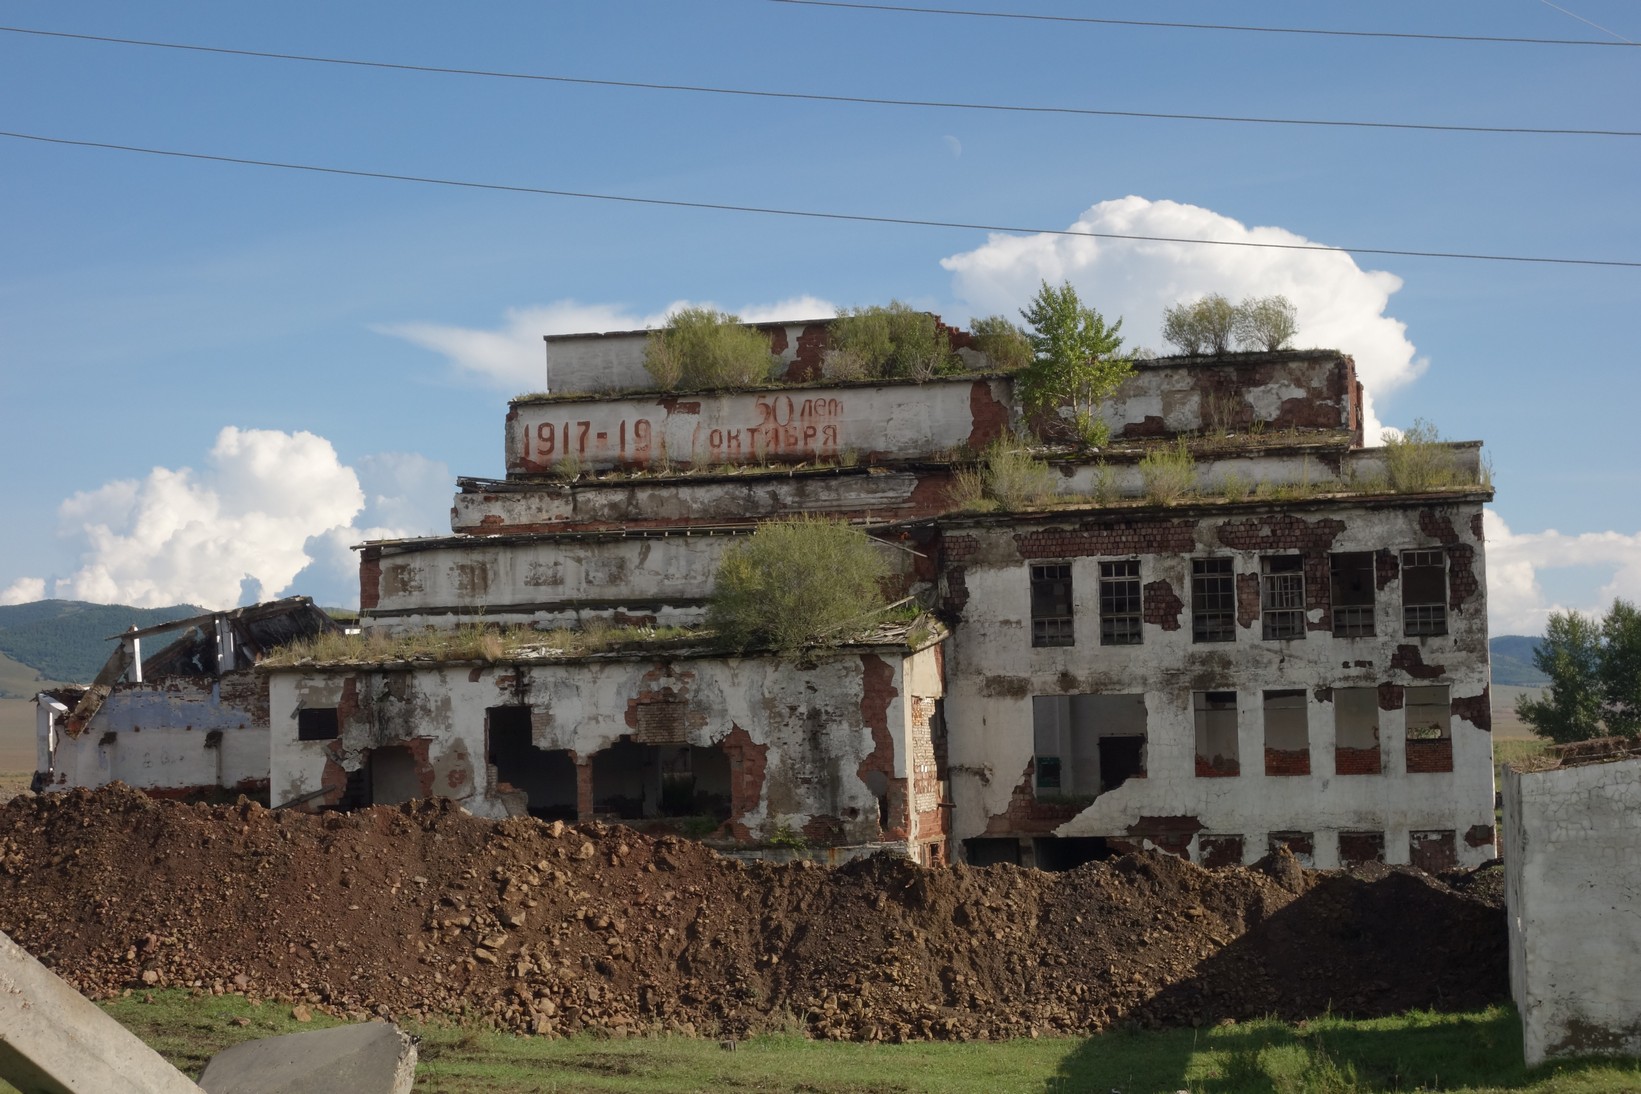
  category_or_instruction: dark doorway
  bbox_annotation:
[486,706,577,820]
[1033,836,1111,871]
[1098,735,1145,792]
[591,738,731,822]
[964,837,1022,867]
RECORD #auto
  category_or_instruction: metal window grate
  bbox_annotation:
[1401,549,1448,636]
[1192,557,1236,642]
[1261,555,1307,640]
[1030,563,1075,647]
[1099,560,1142,645]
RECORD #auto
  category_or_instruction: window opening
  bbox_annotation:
[1030,563,1074,647]
[1031,693,1147,800]
[1263,689,1310,776]
[1333,687,1383,775]
[297,708,339,742]
[1330,552,1375,637]
[1099,560,1142,645]
[1404,685,1453,773]
[1193,691,1240,776]
[487,706,578,820]
[1261,555,1306,640]
[1402,549,1448,636]
[1192,558,1236,642]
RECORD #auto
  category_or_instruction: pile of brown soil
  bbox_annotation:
[0,788,1508,1042]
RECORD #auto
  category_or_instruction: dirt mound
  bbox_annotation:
[0,788,1507,1041]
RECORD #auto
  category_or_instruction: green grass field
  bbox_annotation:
[1,992,1631,1093]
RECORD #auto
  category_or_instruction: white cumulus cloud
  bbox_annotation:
[378,296,838,389]
[0,578,45,606]
[1483,509,1641,634]
[7,428,451,611]
[941,195,1425,438]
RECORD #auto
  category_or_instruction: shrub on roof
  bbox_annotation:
[644,307,777,391]
[824,302,958,382]
[708,517,891,654]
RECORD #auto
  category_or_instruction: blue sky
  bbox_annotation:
[1,1,1637,633]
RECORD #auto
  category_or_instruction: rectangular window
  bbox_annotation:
[1193,691,1240,776]
[297,708,339,741]
[1404,685,1453,773]
[1402,549,1448,636]
[1333,687,1383,775]
[1192,558,1236,642]
[1263,689,1310,776]
[1330,552,1375,637]
[1032,693,1147,798]
[1030,563,1074,647]
[1099,560,1142,646]
[1261,555,1306,640]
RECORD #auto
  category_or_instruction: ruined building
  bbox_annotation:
[34,597,339,800]
[265,317,1496,869]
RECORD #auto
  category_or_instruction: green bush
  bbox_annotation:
[968,315,1033,372]
[981,437,1057,509]
[707,517,891,653]
[1138,439,1197,505]
[644,307,776,391]
[1383,418,1466,491]
[1162,293,1236,355]
[826,301,956,381]
[1234,294,1299,351]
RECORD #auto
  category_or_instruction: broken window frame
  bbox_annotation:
[1330,551,1376,637]
[1030,563,1075,648]
[1191,557,1236,643]
[1401,549,1448,637]
[1098,559,1142,646]
[297,707,339,741]
[1260,554,1307,640]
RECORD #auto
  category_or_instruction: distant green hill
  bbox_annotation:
[0,600,208,685]
[1490,634,1548,687]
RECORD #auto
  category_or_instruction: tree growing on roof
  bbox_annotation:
[1015,280,1131,447]
[1161,293,1237,355]
[1233,294,1299,352]
[707,517,891,654]
[824,301,957,382]
[1517,599,1641,742]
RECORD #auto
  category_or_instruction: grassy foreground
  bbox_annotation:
[3,991,1633,1093]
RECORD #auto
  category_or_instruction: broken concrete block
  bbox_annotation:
[0,929,204,1094]
[196,1022,416,1094]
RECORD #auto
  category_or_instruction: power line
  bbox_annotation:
[764,0,1641,47]
[4,128,1637,270]
[0,25,1634,140]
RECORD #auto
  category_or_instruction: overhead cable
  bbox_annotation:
[0,26,1633,139]
[764,0,1641,47]
[4,129,1637,269]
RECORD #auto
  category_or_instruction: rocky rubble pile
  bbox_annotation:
[0,787,1508,1041]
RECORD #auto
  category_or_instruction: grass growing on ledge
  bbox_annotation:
[261,624,705,666]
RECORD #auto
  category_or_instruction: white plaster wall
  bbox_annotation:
[452,470,928,532]
[507,380,1009,474]
[1504,758,1641,1067]
[42,680,268,793]
[367,535,737,623]
[942,500,1494,866]
[268,649,916,845]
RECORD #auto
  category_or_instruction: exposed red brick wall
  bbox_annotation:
[942,566,970,615]
[1236,571,1261,630]
[1195,756,1241,778]
[1465,824,1497,849]
[943,534,980,563]
[1118,415,1169,439]
[1334,746,1383,775]
[217,671,270,729]
[1378,683,1405,710]
[801,814,846,845]
[1419,509,1459,545]
[1471,512,1485,541]
[1215,513,1346,552]
[1264,748,1312,776]
[623,666,706,744]
[1198,834,1244,868]
[966,381,1011,452]
[981,763,1085,836]
[720,724,768,841]
[1142,579,1183,630]
[1405,739,1454,773]
[1447,543,1479,609]
[1374,547,1400,591]
[856,654,907,841]
[1410,829,1458,872]
[1268,831,1315,858]
[1452,687,1492,733]
[358,547,382,611]
[1339,831,1385,867]
[1016,519,1198,560]
[1390,644,1445,680]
